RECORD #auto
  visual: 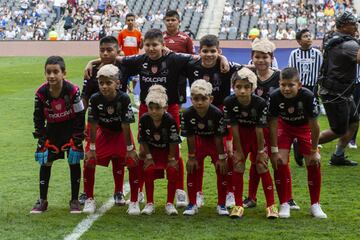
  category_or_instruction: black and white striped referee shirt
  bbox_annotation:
[288,47,323,87]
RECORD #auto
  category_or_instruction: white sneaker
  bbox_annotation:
[83,198,96,214]
[183,204,198,216]
[279,203,290,218]
[310,203,327,219]
[196,191,205,208]
[138,191,145,203]
[141,203,155,215]
[225,192,235,208]
[216,205,229,216]
[175,189,188,208]
[127,202,140,216]
[348,142,358,149]
[165,203,178,215]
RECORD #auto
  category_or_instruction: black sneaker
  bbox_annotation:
[79,192,87,205]
[114,192,126,206]
[243,197,257,208]
[30,199,48,213]
[293,139,303,167]
[288,199,300,210]
[69,199,82,214]
[329,153,358,166]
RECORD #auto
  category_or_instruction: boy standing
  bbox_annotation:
[117,13,143,56]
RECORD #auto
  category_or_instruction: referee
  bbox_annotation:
[288,28,323,166]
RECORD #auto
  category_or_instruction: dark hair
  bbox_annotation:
[144,28,163,43]
[99,36,119,49]
[164,10,180,20]
[45,56,66,72]
[125,13,136,20]
[295,28,310,41]
[199,34,219,49]
[280,67,300,81]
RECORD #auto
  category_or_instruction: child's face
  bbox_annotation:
[279,77,301,99]
[233,79,253,100]
[99,43,119,64]
[164,16,180,33]
[144,39,163,60]
[252,51,272,71]
[191,94,213,114]
[98,76,119,98]
[297,31,312,49]
[148,103,166,121]
[125,16,135,29]
[45,64,65,87]
[199,45,220,68]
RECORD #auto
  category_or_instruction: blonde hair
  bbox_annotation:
[190,79,213,96]
[145,85,168,107]
[231,67,257,91]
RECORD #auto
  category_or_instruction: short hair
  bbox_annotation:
[144,29,164,43]
[45,56,66,72]
[164,10,180,20]
[231,67,257,91]
[125,13,136,19]
[99,36,119,49]
[280,67,300,81]
[199,34,219,49]
[145,85,168,107]
[296,29,310,41]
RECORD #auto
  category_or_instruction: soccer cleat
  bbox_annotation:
[348,140,358,149]
[329,153,358,166]
[279,203,290,218]
[30,199,48,214]
[138,191,145,203]
[293,139,304,167]
[230,205,244,218]
[243,197,257,208]
[127,202,141,216]
[141,203,155,215]
[114,192,126,206]
[288,199,300,210]
[69,199,82,214]
[266,205,279,219]
[183,203,198,216]
[165,203,178,216]
[196,191,205,208]
[175,189,188,208]
[225,192,235,208]
[79,192,87,205]
[310,203,327,219]
[217,204,229,216]
[83,198,96,214]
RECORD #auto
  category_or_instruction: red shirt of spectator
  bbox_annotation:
[163,31,195,54]
[117,28,142,56]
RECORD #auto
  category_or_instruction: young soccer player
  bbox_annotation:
[224,67,278,219]
[31,56,85,213]
[80,36,129,207]
[117,13,143,57]
[138,85,181,215]
[181,80,228,216]
[245,38,299,211]
[84,64,140,215]
[269,67,327,219]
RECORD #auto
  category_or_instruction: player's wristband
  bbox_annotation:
[188,153,195,157]
[218,154,227,160]
[127,145,134,152]
[168,157,176,162]
[258,149,266,154]
[271,146,279,153]
[89,143,96,151]
[146,154,152,160]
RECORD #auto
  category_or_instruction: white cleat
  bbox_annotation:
[83,198,96,214]
[216,205,229,216]
[141,203,155,215]
[175,189,188,208]
[196,191,205,208]
[225,192,235,208]
[165,203,178,216]
[183,204,198,216]
[310,203,327,219]
[127,202,140,216]
[279,203,291,218]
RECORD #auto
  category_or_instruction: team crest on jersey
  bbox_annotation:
[107,106,115,115]
[153,133,161,141]
[198,123,205,129]
[203,75,210,81]
[241,111,248,117]
[151,65,158,74]
[55,103,62,111]
[288,106,295,114]
[256,88,263,96]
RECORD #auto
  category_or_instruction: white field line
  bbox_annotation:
[64,183,130,240]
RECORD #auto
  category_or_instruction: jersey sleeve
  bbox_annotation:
[122,54,144,76]
[117,31,124,49]
[343,41,360,63]
[87,95,98,123]
[33,93,46,138]
[180,111,194,137]
[81,68,98,101]
[268,93,279,118]
[186,37,195,54]
[120,93,135,123]
[172,53,192,72]
[288,50,295,67]
[72,88,85,139]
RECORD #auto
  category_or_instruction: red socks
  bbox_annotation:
[307,165,321,204]
[232,171,244,206]
[84,166,95,198]
[216,169,227,205]
[274,164,290,204]
[260,171,275,207]
[248,163,260,201]
[112,159,124,193]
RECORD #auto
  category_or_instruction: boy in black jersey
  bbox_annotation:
[31,56,85,214]
[84,65,140,215]
[138,85,181,215]
[269,67,327,219]
[80,36,129,207]
[181,80,228,216]
[224,67,278,219]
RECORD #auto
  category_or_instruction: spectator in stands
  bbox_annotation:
[0,27,5,40]
[184,26,195,39]
[63,12,74,31]
[97,0,107,14]
[63,30,72,40]
[287,27,296,40]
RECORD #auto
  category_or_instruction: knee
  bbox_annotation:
[233,161,245,173]
[256,162,268,173]
[166,167,178,182]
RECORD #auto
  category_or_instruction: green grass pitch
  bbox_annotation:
[0,57,360,240]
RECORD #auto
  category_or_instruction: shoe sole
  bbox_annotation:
[279,215,290,218]
[30,210,45,214]
[127,212,141,216]
[267,215,279,219]
[115,202,126,206]
[70,210,82,214]
[166,212,178,216]
[82,210,96,214]
[176,203,188,208]
[230,214,242,218]
[290,206,301,210]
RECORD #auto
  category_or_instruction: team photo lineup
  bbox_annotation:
[1,0,360,238]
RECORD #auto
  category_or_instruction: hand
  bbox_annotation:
[162,46,172,56]
[84,62,94,79]
[233,151,245,172]
[125,150,139,168]
[167,159,178,171]
[186,157,198,174]
[85,150,97,168]
[226,140,233,158]
[270,152,281,170]
[220,55,230,73]
[144,157,155,170]
[216,158,228,175]
[256,151,269,169]
[309,151,321,167]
